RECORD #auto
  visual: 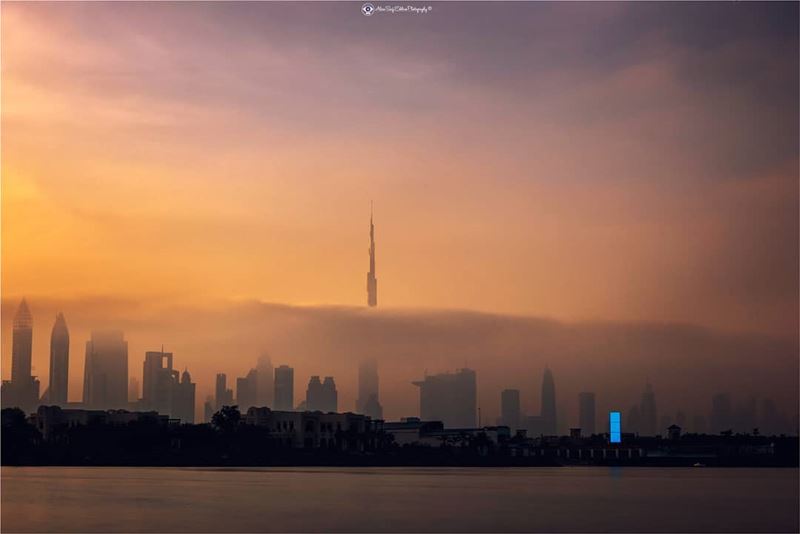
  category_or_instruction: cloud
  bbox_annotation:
[1,2,797,342]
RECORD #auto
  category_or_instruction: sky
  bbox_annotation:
[1,2,798,422]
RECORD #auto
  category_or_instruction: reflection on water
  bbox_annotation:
[2,467,798,533]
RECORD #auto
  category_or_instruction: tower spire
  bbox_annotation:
[366,202,378,307]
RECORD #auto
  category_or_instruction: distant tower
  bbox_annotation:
[500,389,521,431]
[11,299,33,385]
[142,349,176,414]
[413,368,477,428]
[274,365,294,411]
[366,203,378,307]
[306,376,323,411]
[236,368,258,411]
[2,298,40,412]
[255,353,274,408]
[214,373,233,411]
[356,359,383,419]
[321,376,338,413]
[49,313,70,406]
[541,367,557,435]
[176,369,196,424]
[83,330,128,409]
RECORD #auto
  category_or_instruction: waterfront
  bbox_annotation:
[2,466,797,532]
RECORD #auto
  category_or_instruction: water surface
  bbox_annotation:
[2,467,797,532]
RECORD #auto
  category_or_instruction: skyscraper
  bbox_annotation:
[640,382,658,436]
[12,299,33,385]
[142,350,178,414]
[356,359,382,419]
[306,375,338,412]
[366,204,378,307]
[306,376,323,411]
[413,368,477,428]
[203,396,214,423]
[83,330,128,409]
[256,353,273,408]
[274,365,294,411]
[214,373,234,410]
[540,367,557,435]
[578,392,596,435]
[236,368,258,410]
[48,313,70,406]
[1,299,40,413]
[321,376,338,413]
[141,349,196,423]
[500,389,521,431]
[175,369,196,424]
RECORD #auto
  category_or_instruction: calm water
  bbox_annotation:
[2,467,798,532]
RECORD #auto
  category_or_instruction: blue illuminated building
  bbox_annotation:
[609,411,621,443]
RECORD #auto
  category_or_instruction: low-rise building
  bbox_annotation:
[244,407,379,451]
[383,417,511,447]
[33,405,170,440]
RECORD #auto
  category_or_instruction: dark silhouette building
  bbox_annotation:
[413,368,477,428]
[306,376,323,411]
[174,369,196,424]
[203,396,214,423]
[500,389,520,431]
[11,299,34,385]
[83,330,128,409]
[321,377,338,413]
[142,350,196,423]
[356,359,383,419]
[366,205,378,307]
[1,299,40,413]
[142,350,178,414]
[256,353,273,408]
[215,373,234,411]
[579,392,596,435]
[236,368,258,411]
[541,368,557,435]
[47,313,70,406]
[307,376,337,412]
[274,365,294,411]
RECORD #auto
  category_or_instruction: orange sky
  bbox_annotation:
[2,2,798,338]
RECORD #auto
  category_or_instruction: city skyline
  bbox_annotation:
[3,293,795,437]
[1,1,798,432]
[1,289,797,431]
